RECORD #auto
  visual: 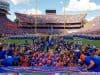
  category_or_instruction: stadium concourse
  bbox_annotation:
[0,0,100,73]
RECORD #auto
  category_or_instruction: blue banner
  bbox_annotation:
[0,67,82,73]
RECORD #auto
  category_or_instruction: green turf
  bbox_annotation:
[0,38,33,45]
[0,37,100,48]
[81,38,100,48]
[73,38,100,48]
[64,38,100,48]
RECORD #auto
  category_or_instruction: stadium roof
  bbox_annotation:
[0,0,10,14]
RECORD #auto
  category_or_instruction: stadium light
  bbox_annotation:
[63,0,67,34]
[35,0,38,34]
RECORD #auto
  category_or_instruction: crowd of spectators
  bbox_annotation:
[15,13,84,29]
[78,16,100,35]
[15,13,85,24]
[0,13,100,36]
[0,15,34,35]
[0,36,100,72]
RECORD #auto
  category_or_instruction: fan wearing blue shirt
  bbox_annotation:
[80,54,100,72]
[6,44,15,56]
[1,56,14,66]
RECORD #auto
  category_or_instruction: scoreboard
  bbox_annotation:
[46,10,56,14]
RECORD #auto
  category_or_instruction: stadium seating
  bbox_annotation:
[15,13,85,29]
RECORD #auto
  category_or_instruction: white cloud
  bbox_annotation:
[86,17,95,21]
[65,0,100,11]
[10,0,30,5]
[7,11,16,21]
[8,8,42,21]
[60,1,63,4]
[17,8,42,15]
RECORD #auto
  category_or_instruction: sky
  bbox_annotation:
[5,0,100,21]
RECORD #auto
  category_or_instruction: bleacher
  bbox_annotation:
[15,13,85,29]
[77,16,100,35]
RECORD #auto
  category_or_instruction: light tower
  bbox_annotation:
[63,0,67,35]
[0,0,9,16]
[35,0,38,34]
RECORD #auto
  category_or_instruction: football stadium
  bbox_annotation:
[0,0,100,75]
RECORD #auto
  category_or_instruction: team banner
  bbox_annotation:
[0,67,100,75]
[0,67,82,73]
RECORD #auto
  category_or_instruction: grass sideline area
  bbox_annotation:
[0,38,33,45]
[0,38,100,48]
[72,37,100,48]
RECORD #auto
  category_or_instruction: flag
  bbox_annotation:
[50,25,54,34]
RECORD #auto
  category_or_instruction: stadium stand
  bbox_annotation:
[0,1,100,73]
[77,16,100,35]
[15,12,85,32]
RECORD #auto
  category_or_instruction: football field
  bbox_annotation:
[0,38,100,48]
